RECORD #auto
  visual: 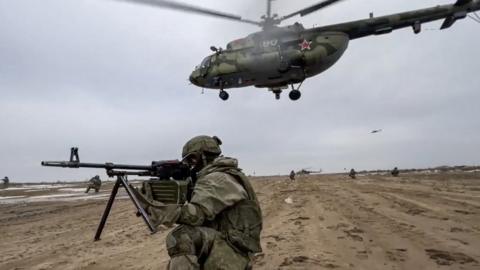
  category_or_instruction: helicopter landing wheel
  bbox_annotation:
[219,90,229,101]
[288,82,303,101]
[289,90,301,101]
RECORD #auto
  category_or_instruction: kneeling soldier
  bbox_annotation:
[85,175,102,193]
[391,167,400,177]
[136,135,263,270]
[349,168,356,179]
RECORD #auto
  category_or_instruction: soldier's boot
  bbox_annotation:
[167,255,200,270]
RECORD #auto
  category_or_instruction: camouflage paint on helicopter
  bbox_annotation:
[118,0,480,100]
[190,24,349,94]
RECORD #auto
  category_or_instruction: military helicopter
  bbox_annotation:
[296,167,322,175]
[118,0,480,100]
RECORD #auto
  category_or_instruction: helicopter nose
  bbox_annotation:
[189,70,203,87]
[189,73,199,86]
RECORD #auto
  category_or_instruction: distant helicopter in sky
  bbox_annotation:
[117,0,480,100]
[371,129,383,134]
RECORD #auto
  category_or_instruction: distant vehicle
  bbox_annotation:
[117,0,480,100]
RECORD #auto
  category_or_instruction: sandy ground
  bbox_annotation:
[1,172,480,270]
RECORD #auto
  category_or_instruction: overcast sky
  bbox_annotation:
[1,0,479,182]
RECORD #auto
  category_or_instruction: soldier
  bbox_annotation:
[349,168,356,179]
[289,170,296,181]
[134,135,262,270]
[2,176,9,186]
[85,175,102,193]
[391,167,400,177]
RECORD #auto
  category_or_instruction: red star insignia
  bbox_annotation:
[299,39,312,51]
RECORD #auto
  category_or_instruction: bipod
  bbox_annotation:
[94,172,157,241]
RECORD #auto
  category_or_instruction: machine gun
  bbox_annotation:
[41,147,191,241]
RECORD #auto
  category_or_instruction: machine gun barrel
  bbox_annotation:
[41,161,152,171]
[41,147,154,172]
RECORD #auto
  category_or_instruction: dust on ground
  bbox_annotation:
[1,172,479,270]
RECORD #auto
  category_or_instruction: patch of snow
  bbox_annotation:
[284,197,293,204]
[32,193,84,199]
[0,193,128,204]
[3,186,31,191]
[58,188,86,193]
[28,184,75,189]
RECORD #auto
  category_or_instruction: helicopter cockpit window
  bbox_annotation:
[200,56,211,69]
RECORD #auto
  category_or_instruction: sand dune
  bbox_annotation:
[1,172,479,269]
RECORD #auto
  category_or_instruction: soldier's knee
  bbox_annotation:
[204,235,250,270]
[166,226,199,257]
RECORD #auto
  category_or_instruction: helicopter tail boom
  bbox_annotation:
[310,0,480,39]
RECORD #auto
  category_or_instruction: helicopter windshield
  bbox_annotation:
[200,56,211,69]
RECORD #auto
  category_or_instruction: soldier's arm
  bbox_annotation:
[177,172,247,226]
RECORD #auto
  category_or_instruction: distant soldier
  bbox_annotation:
[289,170,296,181]
[349,168,356,179]
[391,167,400,177]
[85,175,102,193]
[2,176,9,185]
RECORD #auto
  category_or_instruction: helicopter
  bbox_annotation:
[296,167,322,175]
[118,0,480,100]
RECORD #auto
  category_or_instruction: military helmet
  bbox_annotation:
[182,135,222,159]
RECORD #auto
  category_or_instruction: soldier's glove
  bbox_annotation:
[130,185,181,228]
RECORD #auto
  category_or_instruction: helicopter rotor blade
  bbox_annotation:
[279,0,345,21]
[116,0,262,26]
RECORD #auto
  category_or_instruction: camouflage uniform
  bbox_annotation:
[391,167,400,177]
[289,170,295,181]
[349,169,356,179]
[168,156,262,270]
[137,136,263,270]
[2,176,9,185]
[85,175,101,193]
